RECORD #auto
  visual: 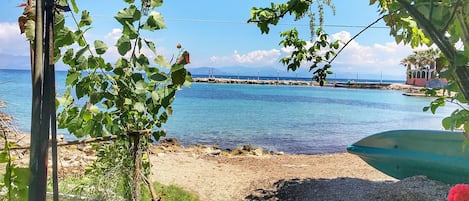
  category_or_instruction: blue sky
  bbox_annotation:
[0,0,420,80]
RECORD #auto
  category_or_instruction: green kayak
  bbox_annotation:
[347,130,469,184]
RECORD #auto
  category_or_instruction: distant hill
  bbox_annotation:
[0,54,30,69]
[187,66,312,78]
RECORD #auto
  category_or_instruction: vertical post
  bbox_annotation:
[44,0,58,200]
[29,0,48,200]
[380,71,383,84]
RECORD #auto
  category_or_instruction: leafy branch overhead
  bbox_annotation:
[249,0,338,85]
[370,0,469,133]
[56,0,192,140]
[250,0,469,133]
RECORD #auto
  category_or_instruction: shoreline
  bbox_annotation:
[0,132,451,200]
[192,77,428,93]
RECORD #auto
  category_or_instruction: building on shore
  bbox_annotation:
[401,49,447,88]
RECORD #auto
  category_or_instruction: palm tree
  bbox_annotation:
[401,48,441,79]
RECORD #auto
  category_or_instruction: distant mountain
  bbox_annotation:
[187,66,313,78]
[0,54,30,69]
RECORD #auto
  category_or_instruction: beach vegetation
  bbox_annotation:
[46,175,199,201]
[0,112,30,201]
[249,0,469,134]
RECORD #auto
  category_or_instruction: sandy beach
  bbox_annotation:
[149,144,450,201]
[0,130,452,201]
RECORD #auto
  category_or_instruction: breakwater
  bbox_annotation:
[192,78,393,89]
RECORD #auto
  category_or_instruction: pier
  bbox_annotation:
[192,78,393,89]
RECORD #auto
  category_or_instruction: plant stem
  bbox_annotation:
[132,132,141,201]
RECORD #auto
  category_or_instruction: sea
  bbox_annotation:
[0,69,459,154]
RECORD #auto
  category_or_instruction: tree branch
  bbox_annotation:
[330,15,384,64]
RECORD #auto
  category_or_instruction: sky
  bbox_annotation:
[0,0,423,80]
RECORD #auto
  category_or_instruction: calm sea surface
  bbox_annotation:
[0,69,458,154]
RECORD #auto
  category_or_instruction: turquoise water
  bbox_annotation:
[0,69,458,154]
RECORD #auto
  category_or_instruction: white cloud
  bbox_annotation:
[210,49,281,67]
[204,31,414,80]
[329,31,413,77]
[105,28,122,42]
[0,22,30,56]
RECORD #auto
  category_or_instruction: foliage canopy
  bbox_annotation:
[249,0,469,133]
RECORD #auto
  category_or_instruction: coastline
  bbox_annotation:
[192,77,427,93]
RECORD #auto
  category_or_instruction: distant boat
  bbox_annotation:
[347,130,469,184]
[334,83,349,88]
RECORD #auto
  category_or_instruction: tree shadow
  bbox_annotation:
[245,176,449,201]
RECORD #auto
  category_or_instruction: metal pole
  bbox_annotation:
[29,0,48,200]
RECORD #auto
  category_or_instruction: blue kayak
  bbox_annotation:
[347,130,469,184]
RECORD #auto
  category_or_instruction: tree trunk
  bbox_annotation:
[454,67,469,101]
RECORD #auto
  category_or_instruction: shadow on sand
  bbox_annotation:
[245,176,449,201]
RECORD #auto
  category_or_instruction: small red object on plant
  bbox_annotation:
[448,184,469,201]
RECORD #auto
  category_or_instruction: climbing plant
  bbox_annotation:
[55,0,192,199]
[248,0,340,85]
[0,112,30,201]
[19,0,191,199]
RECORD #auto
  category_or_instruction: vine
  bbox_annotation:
[249,0,340,85]
[0,111,31,200]
[20,0,191,199]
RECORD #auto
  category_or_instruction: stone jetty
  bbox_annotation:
[193,78,315,86]
[192,78,394,89]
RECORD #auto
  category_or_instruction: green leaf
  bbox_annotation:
[144,40,157,54]
[171,68,187,86]
[89,105,99,113]
[76,44,89,59]
[0,152,8,163]
[12,167,31,187]
[66,71,80,86]
[142,12,166,31]
[94,40,108,55]
[124,98,132,105]
[62,49,74,65]
[184,71,193,87]
[155,55,170,68]
[150,72,168,81]
[171,64,185,73]
[70,0,79,13]
[442,116,453,130]
[88,55,97,69]
[133,102,145,113]
[423,106,430,112]
[114,5,141,25]
[151,0,163,8]
[79,10,92,27]
[136,54,150,70]
[151,91,160,103]
[116,35,131,56]
[135,80,147,94]
[83,111,92,121]
[123,21,139,39]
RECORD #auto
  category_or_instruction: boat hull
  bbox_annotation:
[347,130,469,184]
